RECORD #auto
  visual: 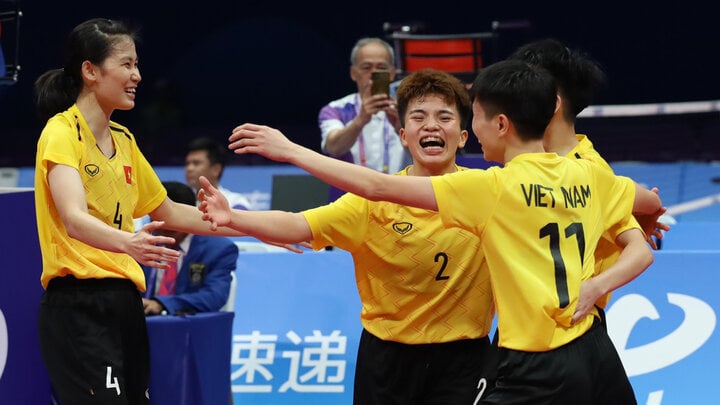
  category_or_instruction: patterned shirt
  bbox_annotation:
[319,93,410,174]
[302,167,493,344]
[35,104,166,290]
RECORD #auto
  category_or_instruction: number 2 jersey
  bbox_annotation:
[34,104,166,291]
[302,166,494,345]
[431,152,638,352]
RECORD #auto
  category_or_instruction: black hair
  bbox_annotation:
[509,38,606,122]
[34,18,139,123]
[469,60,557,141]
[162,181,197,207]
[187,137,228,177]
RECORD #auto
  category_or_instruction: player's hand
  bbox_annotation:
[198,176,232,230]
[142,298,165,315]
[229,123,301,163]
[384,96,401,132]
[572,277,603,324]
[129,221,180,268]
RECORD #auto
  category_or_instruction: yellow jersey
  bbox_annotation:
[34,104,166,290]
[303,167,494,344]
[432,153,637,351]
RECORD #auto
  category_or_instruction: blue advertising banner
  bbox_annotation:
[231,249,361,404]
[0,189,51,403]
[607,251,719,405]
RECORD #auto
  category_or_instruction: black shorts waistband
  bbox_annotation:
[47,275,137,291]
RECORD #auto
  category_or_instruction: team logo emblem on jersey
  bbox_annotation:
[189,263,206,286]
[123,166,132,184]
[392,222,413,235]
[84,164,100,177]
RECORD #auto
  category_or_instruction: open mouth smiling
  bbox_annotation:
[420,136,445,150]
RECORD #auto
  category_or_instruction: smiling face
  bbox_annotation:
[400,93,468,175]
[90,36,141,113]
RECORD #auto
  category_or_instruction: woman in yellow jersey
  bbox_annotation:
[209,60,659,404]
[198,69,496,404]
[32,18,279,405]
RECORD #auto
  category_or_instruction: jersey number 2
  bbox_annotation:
[539,222,585,309]
[434,252,449,281]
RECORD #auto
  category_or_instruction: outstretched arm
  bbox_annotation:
[228,123,437,210]
[150,182,307,253]
[198,176,313,244]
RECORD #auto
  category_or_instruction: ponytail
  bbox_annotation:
[34,68,80,123]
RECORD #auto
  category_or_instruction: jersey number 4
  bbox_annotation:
[113,202,123,230]
[539,222,585,309]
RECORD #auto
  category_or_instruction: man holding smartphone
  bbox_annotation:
[318,37,411,193]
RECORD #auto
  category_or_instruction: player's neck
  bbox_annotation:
[76,94,112,139]
[505,139,546,163]
[407,162,458,177]
[544,118,578,156]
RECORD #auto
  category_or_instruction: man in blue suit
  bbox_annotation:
[142,181,239,315]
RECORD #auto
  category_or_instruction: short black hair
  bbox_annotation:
[163,181,196,206]
[469,59,557,142]
[187,137,227,164]
[509,38,606,122]
[187,137,228,178]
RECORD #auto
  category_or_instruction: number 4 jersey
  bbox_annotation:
[35,104,166,290]
[432,152,637,352]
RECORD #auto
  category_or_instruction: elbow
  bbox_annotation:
[649,193,663,214]
[322,136,345,157]
[65,222,83,241]
[323,144,341,157]
[61,213,84,241]
[634,188,663,215]
[644,248,655,269]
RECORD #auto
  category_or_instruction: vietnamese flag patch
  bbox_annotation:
[124,166,132,184]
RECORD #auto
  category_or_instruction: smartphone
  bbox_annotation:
[371,70,391,96]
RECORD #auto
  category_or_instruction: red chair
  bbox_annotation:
[388,32,495,83]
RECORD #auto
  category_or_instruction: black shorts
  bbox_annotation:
[38,275,150,405]
[353,328,497,405]
[482,317,636,405]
